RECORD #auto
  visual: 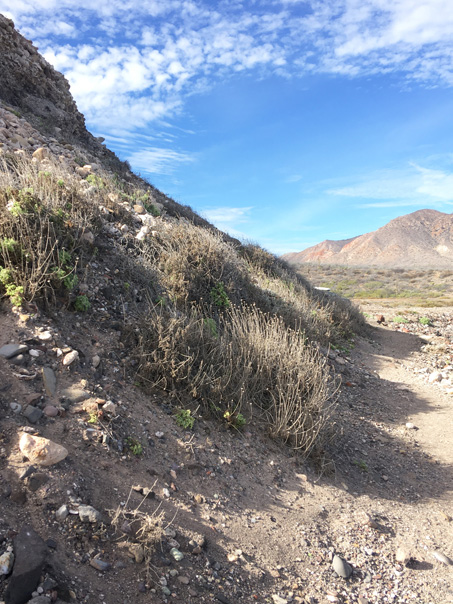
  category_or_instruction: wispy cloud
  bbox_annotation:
[3,0,453,140]
[126,147,195,175]
[202,206,253,224]
[328,161,453,208]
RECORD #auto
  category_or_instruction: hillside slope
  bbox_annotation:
[283,209,453,268]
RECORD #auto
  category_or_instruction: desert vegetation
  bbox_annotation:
[0,153,366,456]
[297,263,453,306]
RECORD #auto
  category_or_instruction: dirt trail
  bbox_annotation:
[366,323,453,474]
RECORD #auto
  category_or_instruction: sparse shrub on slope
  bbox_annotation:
[129,303,337,454]
[0,157,100,305]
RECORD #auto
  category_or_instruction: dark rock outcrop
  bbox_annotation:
[5,526,48,604]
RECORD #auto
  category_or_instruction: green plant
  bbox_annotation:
[74,295,91,312]
[57,179,65,188]
[354,459,369,472]
[203,317,218,338]
[86,174,104,188]
[419,316,432,326]
[143,201,161,216]
[124,282,131,291]
[59,249,72,267]
[0,267,24,306]
[87,410,98,424]
[175,409,195,430]
[210,282,230,308]
[393,315,409,324]
[63,273,78,291]
[126,437,143,456]
[223,410,246,429]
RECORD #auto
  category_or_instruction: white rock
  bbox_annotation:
[29,349,41,357]
[428,371,442,383]
[0,551,14,575]
[62,350,79,366]
[38,330,53,341]
[92,354,101,368]
[19,433,68,466]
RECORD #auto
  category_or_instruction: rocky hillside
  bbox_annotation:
[0,15,379,604]
[283,209,453,268]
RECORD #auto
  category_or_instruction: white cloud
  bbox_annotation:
[202,206,253,223]
[3,0,453,138]
[126,147,195,175]
[328,161,453,208]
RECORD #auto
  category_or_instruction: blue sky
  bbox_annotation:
[3,0,453,255]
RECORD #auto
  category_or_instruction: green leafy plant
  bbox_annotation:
[86,174,104,188]
[419,316,432,326]
[393,315,409,324]
[57,179,65,188]
[63,273,78,291]
[223,410,246,429]
[0,267,24,306]
[175,409,195,430]
[74,295,91,312]
[143,201,161,216]
[87,411,99,424]
[354,459,369,472]
[126,437,143,456]
[210,282,230,308]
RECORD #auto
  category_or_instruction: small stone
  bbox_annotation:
[62,350,79,366]
[133,204,145,214]
[10,402,22,413]
[60,386,89,403]
[9,354,25,366]
[178,576,190,584]
[0,343,28,359]
[332,554,352,578]
[78,504,101,523]
[272,596,287,604]
[102,401,116,414]
[163,487,171,498]
[128,544,145,564]
[432,550,453,565]
[23,405,43,424]
[170,548,184,561]
[19,433,68,466]
[395,547,410,564]
[32,147,49,161]
[405,422,416,429]
[38,331,53,342]
[43,405,58,417]
[162,587,171,596]
[81,231,95,244]
[0,550,14,575]
[56,504,69,522]
[29,349,41,358]
[26,473,49,492]
[89,558,110,571]
[42,367,57,397]
[428,371,442,383]
[92,354,101,368]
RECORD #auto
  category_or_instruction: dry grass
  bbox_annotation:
[129,303,338,454]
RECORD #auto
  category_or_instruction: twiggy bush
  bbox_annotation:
[0,156,101,305]
[130,303,337,454]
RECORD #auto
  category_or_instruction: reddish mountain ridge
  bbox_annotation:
[283,209,453,268]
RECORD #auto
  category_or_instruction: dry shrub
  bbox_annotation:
[0,155,101,304]
[110,488,164,583]
[131,303,337,454]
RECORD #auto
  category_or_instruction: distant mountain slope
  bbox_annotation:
[283,209,453,268]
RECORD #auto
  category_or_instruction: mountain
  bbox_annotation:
[283,209,453,268]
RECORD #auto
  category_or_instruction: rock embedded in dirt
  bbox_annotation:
[395,547,411,564]
[432,550,453,565]
[19,433,68,466]
[170,548,184,561]
[4,525,47,604]
[89,558,110,571]
[78,505,101,523]
[0,550,14,575]
[23,405,43,424]
[26,473,49,492]
[55,504,69,522]
[60,386,90,403]
[43,405,58,417]
[332,554,352,578]
[0,343,28,359]
[62,350,79,366]
[42,367,57,397]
